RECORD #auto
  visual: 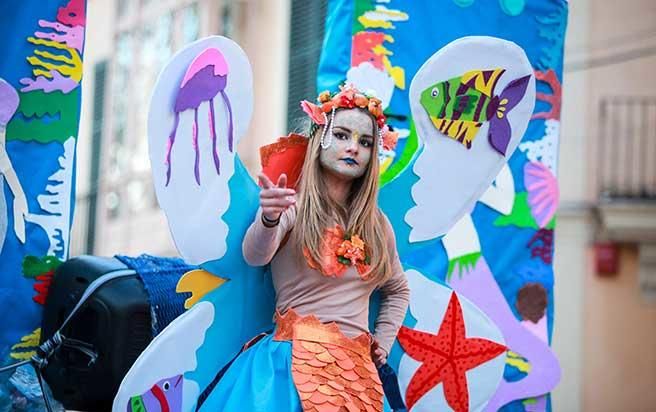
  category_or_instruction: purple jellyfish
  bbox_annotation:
[0,78,20,128]
[166,47,234,186]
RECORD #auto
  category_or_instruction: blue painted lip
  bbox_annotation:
[341,158,358,165]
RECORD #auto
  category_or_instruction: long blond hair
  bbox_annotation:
[292,108,394,284]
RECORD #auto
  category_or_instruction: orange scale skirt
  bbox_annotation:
[273,309,384,412]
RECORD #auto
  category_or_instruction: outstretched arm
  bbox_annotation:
[242,173,296,266]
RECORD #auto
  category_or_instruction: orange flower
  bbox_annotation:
[368,97,383,118]
[337,235,366,265]
[381,126,399,151]
[350,234,365,250]
[318,90,332,103]
[332,86,356,108]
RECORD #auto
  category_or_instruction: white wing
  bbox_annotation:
[148,36,253,265]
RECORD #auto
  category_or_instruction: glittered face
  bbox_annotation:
[319,109,375,181]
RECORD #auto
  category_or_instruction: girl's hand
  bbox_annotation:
[371,339,387,367]
[257,173,296,221]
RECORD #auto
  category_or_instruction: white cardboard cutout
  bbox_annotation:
[148,36,253,264]
[346,62,395,109]
[113,301,214,411]
[398,270,506,412]
[406,36,535,242]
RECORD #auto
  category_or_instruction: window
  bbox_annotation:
[87,60,108,252]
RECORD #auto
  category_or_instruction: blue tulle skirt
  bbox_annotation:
[198,334,302,411]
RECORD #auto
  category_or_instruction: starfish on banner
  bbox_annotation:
[398,292,507,411]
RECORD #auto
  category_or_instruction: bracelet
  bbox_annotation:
[261,213,281,228]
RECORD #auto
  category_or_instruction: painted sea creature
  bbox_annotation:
[398,291,506,411]
[0,78,28,246]
[56,0,86,27]
[0,79,19,129]
[524,161,559,228]
[127,375,183,412]
[419,68,531,155]
[166,47,234,186]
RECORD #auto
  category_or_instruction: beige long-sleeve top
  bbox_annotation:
[242,205,410,355]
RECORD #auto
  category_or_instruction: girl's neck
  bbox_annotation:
[323,171,352,206]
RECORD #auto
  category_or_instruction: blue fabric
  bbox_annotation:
[198,334,301,412]
[317,0,353,93]
[0,2,86,410]
[188,157,277,394]
[115,254,195,335]
[315,2,568,411]
[0,0,85,361]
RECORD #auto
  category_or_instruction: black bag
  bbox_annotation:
[40,255,152,411]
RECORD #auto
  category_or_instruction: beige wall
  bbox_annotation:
[552,0,590,409]
[583,246,656,412]
[584,0,656,410]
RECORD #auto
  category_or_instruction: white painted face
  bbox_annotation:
[319,108,375,181]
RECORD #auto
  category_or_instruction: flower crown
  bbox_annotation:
[300,84,399,151]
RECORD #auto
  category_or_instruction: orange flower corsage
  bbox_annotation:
[303,225,371,278]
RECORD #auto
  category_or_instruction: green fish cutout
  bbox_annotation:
[420,68,531,155]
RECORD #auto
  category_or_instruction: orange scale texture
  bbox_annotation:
[274,309,384,412]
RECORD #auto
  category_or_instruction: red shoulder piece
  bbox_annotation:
[259,133,308,191]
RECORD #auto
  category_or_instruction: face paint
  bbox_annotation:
[319,109,375,181]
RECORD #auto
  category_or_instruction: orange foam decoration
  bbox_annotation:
[260,133,308,191]
[274,309,384,412]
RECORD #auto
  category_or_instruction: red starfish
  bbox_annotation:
[398,292,507,411]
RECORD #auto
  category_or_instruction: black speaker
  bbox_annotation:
[40,255,153,411]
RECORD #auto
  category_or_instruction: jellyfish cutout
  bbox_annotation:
[166,47,234,186]
[0,78,28,245]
